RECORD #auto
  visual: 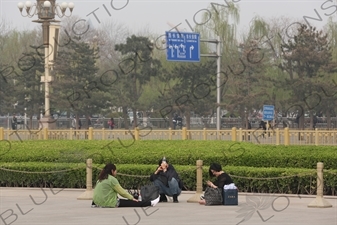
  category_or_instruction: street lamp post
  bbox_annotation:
[17,0,74,129]
[200,36,222,131]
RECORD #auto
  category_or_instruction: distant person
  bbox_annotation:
[295,115,300,128]
[71,117,76,129]
[247,120,252,141]
[87,116,92,128]
[11,114,17,130]
[313,115,318,129]
[78,119,82,129]
[259,120,267,138]
[108,118,115,130]
[92,163,160,208]
[173,114,178,130]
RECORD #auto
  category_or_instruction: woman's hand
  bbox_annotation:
[132,198,139,202]
[207,180,216,188]
[155,166,162,174]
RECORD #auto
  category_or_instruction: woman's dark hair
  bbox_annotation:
[209,163,222,177]
[158,157,169,166]
[98,163,116,181]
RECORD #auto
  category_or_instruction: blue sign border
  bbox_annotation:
[165,31,200,62]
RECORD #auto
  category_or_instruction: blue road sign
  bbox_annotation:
[166,31,200,62]
[263,105,275,121]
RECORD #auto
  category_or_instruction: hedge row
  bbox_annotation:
[1,140,337,169]
[1,162,336,195]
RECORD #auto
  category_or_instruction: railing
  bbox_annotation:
[1,127,337,145]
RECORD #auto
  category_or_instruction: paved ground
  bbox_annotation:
[1,188,336,225]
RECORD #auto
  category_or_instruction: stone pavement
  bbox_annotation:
[0,188,336,225]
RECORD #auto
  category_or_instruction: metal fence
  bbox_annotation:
[1,116,337,130]
[1,127,337,146]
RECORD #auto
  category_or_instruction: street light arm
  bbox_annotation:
[55,3,74,17]
[17,1,38,18]
[18,1,74,19]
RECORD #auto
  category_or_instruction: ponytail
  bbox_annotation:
[98,163,116,181]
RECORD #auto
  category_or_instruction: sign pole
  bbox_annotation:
[216,35,221,131]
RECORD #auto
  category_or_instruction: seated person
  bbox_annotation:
[150,157,182,203]
[199,163,235,205]
[93,163,159,208]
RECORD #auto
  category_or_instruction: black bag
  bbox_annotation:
[140,184,160,202]
[204,187,223,206]
[128,189,140,200]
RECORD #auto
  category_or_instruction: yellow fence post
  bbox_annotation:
[238,128,243,142]
[102,128,105,140]
[203,128,207,140]
[284,127,289,146]
[7,129,11,141]
[276,128,280,145]
[182,127,187,140]
[69,128,73,140]
[43,128,48,140]
[135,127,140,141]
[0,127,4,140]
[308,162,332,208]
[231,127,237,141]
[187,160,203,203]
[38,129,43,140]
[315,128,319,146]
[168,128,172,140]
[88,127,93,140]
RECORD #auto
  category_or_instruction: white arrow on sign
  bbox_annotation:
[189,45,194,58]
[169,45,174,57]
[174,44,180,56]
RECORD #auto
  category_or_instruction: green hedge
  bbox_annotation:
[1,162,336,195]
[1,140,337,169]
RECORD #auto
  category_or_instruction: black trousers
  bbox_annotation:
[92,200,151,208]
[119,199,151,207]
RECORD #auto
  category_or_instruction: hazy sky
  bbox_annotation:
[1,0,337,37]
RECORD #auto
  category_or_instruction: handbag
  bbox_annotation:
[128,189,140,200]
[140,184,160,202]
[204,187,223,206]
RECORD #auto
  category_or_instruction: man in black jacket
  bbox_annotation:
[150,157,182,203]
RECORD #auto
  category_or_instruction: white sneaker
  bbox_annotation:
[151,196,160,207]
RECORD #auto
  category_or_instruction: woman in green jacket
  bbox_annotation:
[93,163,160,208]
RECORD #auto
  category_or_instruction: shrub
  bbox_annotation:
[1,162,336,195]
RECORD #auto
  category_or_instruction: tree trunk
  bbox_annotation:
[299,115,305,130]
[122,106,129,130]
[30,116,33,129]
[133,109,137,128]
[186,107,191,130]
[309,112,313,129]
[327,110,331,129]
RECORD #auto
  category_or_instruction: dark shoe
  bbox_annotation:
[173,194,179,203]
[159,194,168,202]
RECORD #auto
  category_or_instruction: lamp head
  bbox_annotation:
[68,2,74,12]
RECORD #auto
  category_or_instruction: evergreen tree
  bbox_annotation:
[114,35,161,128]
[53,37,108,126]
[280,24,337,129]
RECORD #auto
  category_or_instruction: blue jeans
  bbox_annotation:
[153,178,181,196]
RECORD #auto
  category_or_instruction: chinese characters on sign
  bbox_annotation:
[166,31,200,62]
[263,105,275,121]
